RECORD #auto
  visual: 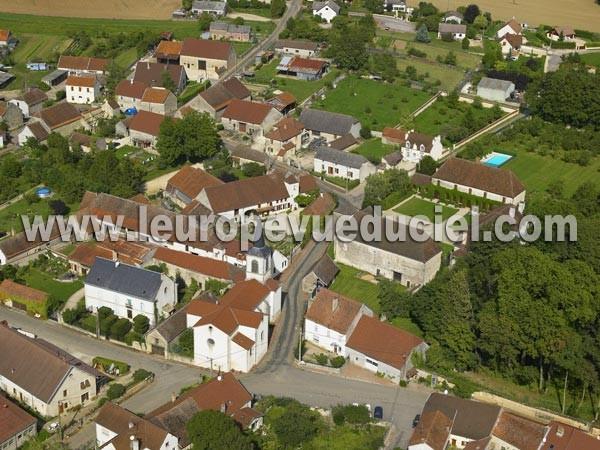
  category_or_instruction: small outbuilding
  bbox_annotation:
[476,77,515,103]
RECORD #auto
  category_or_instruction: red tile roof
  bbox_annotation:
[116,79,147,99]
[493,412,546,450]
[58,55,111,72]
[194,306,263,334]
[69,243,114,267]
[383,127,407,144]
[129,110,168,136]
[167,165,224,200]
[408,410,452,450]
[540,421,600,450]
[153,247,233,280]
[266,117,304,142]
[0,279,48,304]
[155,40,183,58]
[0,30,10,41]
[232,332,255,350]
[303,192,335,216]
[0,396,37,443]
[305,288,364,334]
[34,102,82,130]
[141,87,171,104]
[66,75,96,87]
[222,99,275,125]
[181,38,233,61]
[346,315,424,370]
[220,279,271,311]
[289,57,327,74]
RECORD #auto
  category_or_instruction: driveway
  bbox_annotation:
[373,14,417,33]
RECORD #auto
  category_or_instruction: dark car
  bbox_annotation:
[412,414,421,428]
[373,406,383,420]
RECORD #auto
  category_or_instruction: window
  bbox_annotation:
[127,309,133,319]
[366,358,379,367]
[198,59,207,70]
[63,390,67,397]
[251,260,259,273]
[207,338,215,346]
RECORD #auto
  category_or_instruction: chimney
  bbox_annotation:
[220,402,227,414]
[147,62,150,70]
[130,436,140,450]
[171,392,177,403]
[332,297,339,313]
[556,426,565,437]
[128,421,135,429]
[130,79,134,85]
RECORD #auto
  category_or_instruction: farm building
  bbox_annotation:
[476,77,515,102]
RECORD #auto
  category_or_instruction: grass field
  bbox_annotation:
[23,269,83,303]
[0,198,79,234]
[581,52,600,68]
[396,58,466,91]
[352,139,396,163]
[394,197,458,223]
[312,76,432,131]
[330,264,381,313]
[406,42,482,71]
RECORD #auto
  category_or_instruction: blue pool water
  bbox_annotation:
[484,154,512,167]
[36,187,52,198]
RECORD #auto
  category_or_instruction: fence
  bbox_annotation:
[452,108,519,151]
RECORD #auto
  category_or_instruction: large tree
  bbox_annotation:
[187,410,252,450]
[463,4,481,23]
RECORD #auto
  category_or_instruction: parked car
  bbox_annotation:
[412,414,421,428]
[373,406,383,420]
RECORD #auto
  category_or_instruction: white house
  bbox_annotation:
[499,33,523,56]
[274,39,319,58]
[314,146,376,183]
[304,288,373,355]
[546,26,576,41]
[312,0,340,23]
[0,322,100,418]
[437,23,466,40]
[66,75,100,104]
[17,121,49,145]
[401,131,444,163]
[84,257,177,326]
[443,11,463,23]
[9,88,47,118]
[496,19,522,39]
[187,279,281,372]
[191,0,227,16]
[432,157,526,205]
[476,77,515,102]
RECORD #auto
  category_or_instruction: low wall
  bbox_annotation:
[298,361,341,375]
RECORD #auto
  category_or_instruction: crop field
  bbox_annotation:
[427,0,600,31]
[0,0,181,20]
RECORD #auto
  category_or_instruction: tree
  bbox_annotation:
[362,169,412,208]
[444,51,457,65]
[241,162,265,178]
[271,0,286,18]
[133,315,150,334]
[371,51,399,82]
[198,13,213,31]
[417,155,437,175]
[105,61,126,97]
[464,4,480,23]
[363,0,383,13]
[461,36,470,50]
[187,410,253,450]
[270,400,322,447]
[107,383,125,400]
[1,155,22,178]
[415,23,431,43]
[329,26,370,70]
[473,14,488,30]
[49,200,68,215]
[182,0,193,10]
[161,69,177,93]
[233,16,245,26]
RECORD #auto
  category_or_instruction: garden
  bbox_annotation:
[393,197,459,223]
[351,139,396,164]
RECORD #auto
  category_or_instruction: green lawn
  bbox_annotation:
[114,47,139,68]
[178,81,208,104]
[312,76,432,131]
[330,264,381,313]
[581,52,600,68]
[396,58,465,91]
[394,197,458,223]
[0,197,79,234]
[23,268,83,303]
[406,42,482,71]
[352,139,396,163]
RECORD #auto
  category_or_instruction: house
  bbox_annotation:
[490,412,547,450]
[180,38,235,82]
[187,279,280,372]
[210,22,252,41]
[443,11,464,23]
[57,55,111,75]
[9,88,48,118]
[0,279,49,318]
[95,402,178,450]
[540,421,600,450]
[191,0,227,16]
[41,69,68,87]
[418,393,501,448]
[66,75,101,104]
[277,56,328,81]
[438,23,467,40]
[166,165,224,206]
[312,0,340,23]
[133,61,186,94]
[267,91,297,114]
[301,252,339,294]
[140,87,178,115]
[197,172,317,223]
[408,410,453,450]
[32,102,85,137]
[304,288,373,355]
[143,373,263,447]
[381,151,404,170]
[335,209,442,286]
[0,30,15,47]
[303,192,336,217]
[401,131,444,163]
[229,145,269,167]
[188,77,251,119]
[346,315,428,380]
[17,121,49,145]
[221,99,283,137]
[299,109,361,141]
[314,146,376,182]
[128,110,170,150]
[144,304,189,357]
[383,0,408,13]
[0,223,71,265]
[102,99,120,118]
[115,79,147,110]
[0,396,37,450]
[68,239,154,275]
[477,77,515,102]
[0,321,102,417]
[330,134,358,151]
[382,127,407,146]
[84,257,178,326]
[500,33,523,56]
[546,26,576,41]
[265,117,304,158]
[275,39,319,58]
[432,157,526,205]
[154,40,183,64]
[0,102,23,130]
[496,19,522,39]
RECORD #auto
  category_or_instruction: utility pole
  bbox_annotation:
[297,324,303,362]
[95,307,100,339]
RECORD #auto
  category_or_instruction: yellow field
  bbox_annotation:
[424,0,600,32]
[0,0,182,20]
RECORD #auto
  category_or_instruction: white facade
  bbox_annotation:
[346,341,428,380]
[313,5,338,23]
[437,30,465,40]
[84,274,177,326]
[16,123,46,145]
[9,98,42,119]
[401,136,444,163]
[431,177,526,205]
[66,80,100,104]
[95,422,178,450]
[496,23,520,39]
[477,82,515,103]
[313,157,376,183]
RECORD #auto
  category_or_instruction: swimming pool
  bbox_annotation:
[483,153,512,167]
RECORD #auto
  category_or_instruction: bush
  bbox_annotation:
[98,306,114,320]
[314,353,328,365]
[133,314,150,334]
[80,315,98,333]
[133,369,153,383]
[399,380,408,387]
[332,404,371,425]
[360,125,372,139]
[550,41,576,49]
[98,397,109,407]
[407,47,427,58]
[110,318,132,341]
[55,90,66,101]
[330,355,346,368]
[62,308,78,325]
[100,314,118,335]
[106,383,125,400]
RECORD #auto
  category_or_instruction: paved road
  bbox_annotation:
[373,14,416,33]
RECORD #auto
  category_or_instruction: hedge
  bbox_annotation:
[93,357,130,374]
[585,41,600,48]
[420,184,501,211]
[550,41,576,49]
[110,318,132,341]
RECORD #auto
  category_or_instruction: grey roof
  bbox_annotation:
[444,11,463,19]
[210,21,251,34]
[313,0,340,13]
[86,257,163,302]
[438,23,466,34]
[0,72,14,86]
[315,146,369,169]
[42,69,67,83]
[192,0,227,11]
[230,145,267,164]
[299,108,359,136]
[312,255,339,285]
[153,305,189,342]
[275,39,319,51]
[477,77,515,91]
[247,229,272,258]
[330,133,358,151]
[383,151,403,166]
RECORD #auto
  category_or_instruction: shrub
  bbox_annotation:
[98,397,109,407]
[133,314,150,334]
[110,318,132,341]
[550,41,576,49]
[100,314,118,335]
[314,353,328,365]
[407,47,427,58]
[133,369,153,383]
[55,90,66,101]
[360,125,372,139]
[332,404,371,425]
[106,383,125,400]
[98,306,114,320]
[399,380,408,387]
[62,308,78,325]
[80,315,97,333]
[330,356,346,368]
